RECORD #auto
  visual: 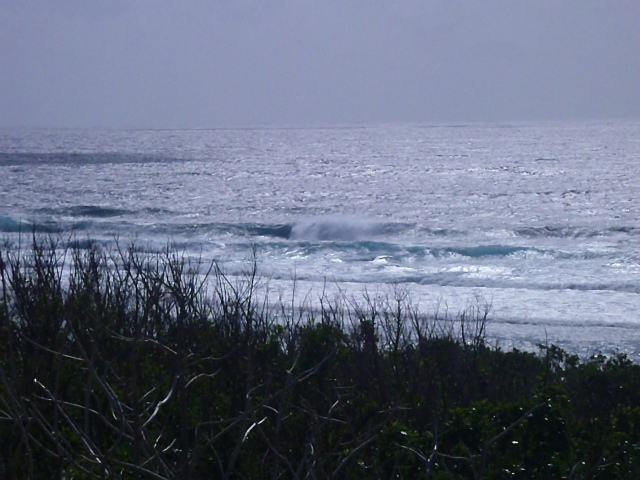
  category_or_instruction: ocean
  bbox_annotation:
[1,120,639,357]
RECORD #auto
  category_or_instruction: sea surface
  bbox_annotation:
[1,121,639,357]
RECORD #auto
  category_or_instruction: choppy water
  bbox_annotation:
[1,121,639,357]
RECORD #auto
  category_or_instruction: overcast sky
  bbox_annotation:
[1,0,639,128]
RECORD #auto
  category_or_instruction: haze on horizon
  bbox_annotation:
[1,0,639,129]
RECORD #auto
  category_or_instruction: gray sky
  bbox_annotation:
[1,0,639,128]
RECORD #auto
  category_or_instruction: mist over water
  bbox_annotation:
[1,121,639,356]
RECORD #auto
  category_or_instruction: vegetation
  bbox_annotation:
[1,235,639,479]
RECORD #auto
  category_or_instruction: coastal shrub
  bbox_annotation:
[0,235,639,479]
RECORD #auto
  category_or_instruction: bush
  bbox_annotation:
[0,235,639,478]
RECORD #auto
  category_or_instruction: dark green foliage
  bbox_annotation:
[0,235,639,478]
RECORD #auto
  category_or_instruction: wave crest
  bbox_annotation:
[0,215,57,233]
[290,216,408,241]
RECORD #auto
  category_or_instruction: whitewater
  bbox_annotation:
[1,121,639,357]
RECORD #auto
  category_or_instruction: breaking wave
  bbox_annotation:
[432,245,533,258]
[163,223,294,239]
[0,215,57,233]
[289,216,411,241]
[0,215,24,232]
